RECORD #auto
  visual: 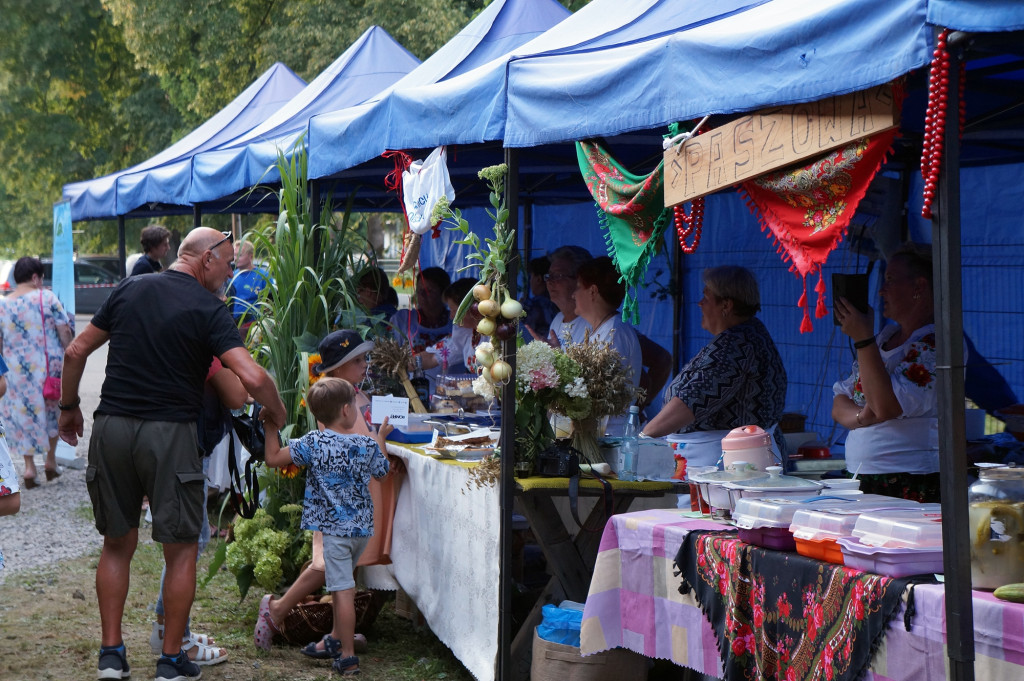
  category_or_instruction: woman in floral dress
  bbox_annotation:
[832,244,941,502]
[0,354,22,569]
[0,257,73,488]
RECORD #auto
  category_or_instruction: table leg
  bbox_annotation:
[517,494,591,602]
[575,494,642,567]
[508,493,646,680]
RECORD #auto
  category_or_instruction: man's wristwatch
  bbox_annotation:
[58,397,81,411]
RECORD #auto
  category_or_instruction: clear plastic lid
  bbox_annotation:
[729,466,822,490]
[732,494,902,530]
[791,498,924,541]
[851,505,944,548]
[688,462,761,484]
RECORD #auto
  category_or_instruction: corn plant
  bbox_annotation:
[213,141,378,597]
[246,140,372,434]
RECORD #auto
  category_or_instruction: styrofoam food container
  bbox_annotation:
[838,536,944,577]
[851,505,944,548]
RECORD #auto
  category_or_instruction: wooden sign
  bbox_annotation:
[664,83,898,207]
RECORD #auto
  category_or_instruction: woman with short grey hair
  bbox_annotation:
[641,265,787,465]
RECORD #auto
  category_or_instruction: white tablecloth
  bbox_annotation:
[387,443,499,681]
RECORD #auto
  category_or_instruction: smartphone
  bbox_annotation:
[832,273,869,325]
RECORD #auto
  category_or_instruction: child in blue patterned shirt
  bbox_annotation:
[265,377,392,676]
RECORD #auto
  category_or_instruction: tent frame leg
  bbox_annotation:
[496,147,520,681]
[934,34,975,681]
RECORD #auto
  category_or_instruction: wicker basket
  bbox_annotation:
[276,590,382,645]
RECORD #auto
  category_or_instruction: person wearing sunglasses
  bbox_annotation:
[521,256,559,340]
[58,227,286,681]
[526,245,593,347]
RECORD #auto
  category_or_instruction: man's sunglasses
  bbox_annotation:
[210,231,234,252]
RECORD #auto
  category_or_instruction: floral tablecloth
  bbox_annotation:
[581,508,1024,681]
[676,530,911,681]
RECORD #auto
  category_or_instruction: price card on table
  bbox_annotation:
[371,395,409,427]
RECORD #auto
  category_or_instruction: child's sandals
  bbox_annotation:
[301,633,341,659]
[333,655,360,676]
[253,594,281,650]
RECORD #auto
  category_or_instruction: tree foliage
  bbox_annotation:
[0,0,182,255]
[103,0,487,125]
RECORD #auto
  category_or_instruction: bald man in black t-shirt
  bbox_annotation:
[58,227,286,681]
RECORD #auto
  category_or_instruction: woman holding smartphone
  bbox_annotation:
[832,243,941,502]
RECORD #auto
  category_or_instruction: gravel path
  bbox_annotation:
[0,315,106,584]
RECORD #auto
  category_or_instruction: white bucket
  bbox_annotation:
[666,431,729,467]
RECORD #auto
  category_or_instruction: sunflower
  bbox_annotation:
[308,353,322,385]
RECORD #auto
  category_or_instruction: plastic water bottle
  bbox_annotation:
[618,405,640,481]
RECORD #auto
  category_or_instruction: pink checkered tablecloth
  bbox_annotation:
[581,508,1024,680]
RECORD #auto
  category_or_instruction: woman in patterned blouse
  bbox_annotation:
[641,266,787,457]
[832,244,940,502]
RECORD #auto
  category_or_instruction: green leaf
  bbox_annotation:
[454,289,474,324]
[236,566,255,603]
[200,540,228,589]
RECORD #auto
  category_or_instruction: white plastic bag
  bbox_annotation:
[403,146,455,235]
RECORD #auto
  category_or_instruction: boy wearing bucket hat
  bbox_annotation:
[314,330,375,424]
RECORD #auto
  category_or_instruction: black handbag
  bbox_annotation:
[231,403,265,462]
[535,441,613,531]
[227,403,265,519]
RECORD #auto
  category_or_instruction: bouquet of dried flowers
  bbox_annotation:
[558,337,643,463]
[509,341,590,467]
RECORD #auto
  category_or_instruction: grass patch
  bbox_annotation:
[0,528,474,681]
[72,502,95,524]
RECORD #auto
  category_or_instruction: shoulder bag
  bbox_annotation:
[227,403,265,518]
[40,291,62,402]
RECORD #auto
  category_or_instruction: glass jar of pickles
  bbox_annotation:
[969,466,1024,590]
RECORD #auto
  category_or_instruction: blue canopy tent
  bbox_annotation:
[62,62,306,223]
[186,26,420,210]
[301,1,1023,679]
[493,2,1023,680]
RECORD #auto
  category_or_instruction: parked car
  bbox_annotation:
[78,255,124,278]
[0,257,122,314]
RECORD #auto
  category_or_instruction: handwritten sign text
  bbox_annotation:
[664,84,898,207]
